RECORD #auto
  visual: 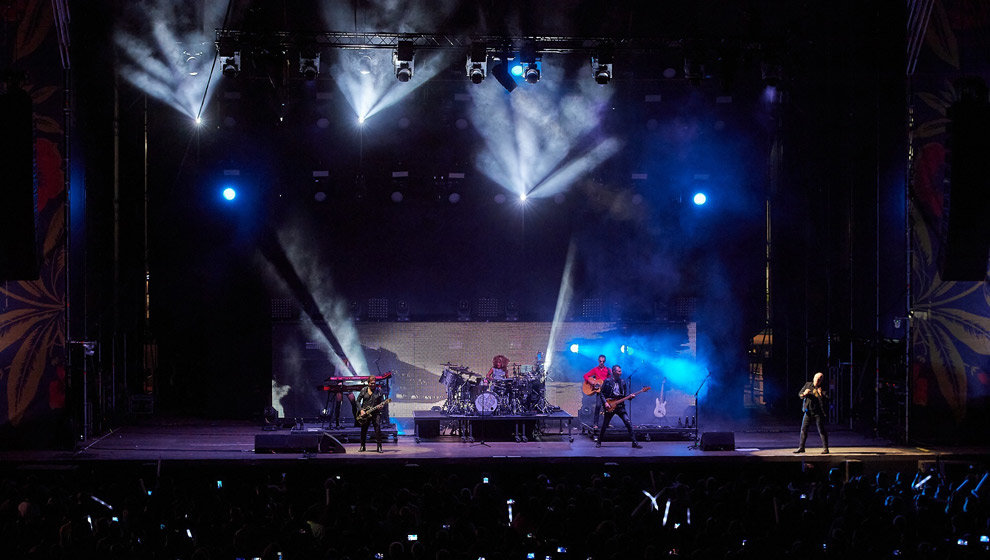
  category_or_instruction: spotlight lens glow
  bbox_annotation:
[620,345,627,354]
[520,193,528,201]
[693,192,707,205]
[510,64,523,77]
[358,115,366,124]
[194,116,203,125]
[569,344,579,354]
[222,188,236,201]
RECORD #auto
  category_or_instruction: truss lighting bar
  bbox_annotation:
[213,29,731,55]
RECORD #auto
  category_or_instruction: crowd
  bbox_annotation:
[1,459,988,559]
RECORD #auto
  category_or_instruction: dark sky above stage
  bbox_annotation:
[68,0,905,415]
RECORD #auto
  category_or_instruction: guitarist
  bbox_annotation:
[583,354,610,430]
[597,365,642,449]
[357,375,385,453]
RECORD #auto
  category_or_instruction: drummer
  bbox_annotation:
[485,354,511,384]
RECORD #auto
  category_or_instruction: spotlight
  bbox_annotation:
[298,51,320,81]
[358,55,373,75]
[218,38,239,77]
[519,193,528,201]
[396,300,410,321]
[220,51,241,78]
[620,345,627,354]
[693,192,707,205]
[591,52,613,85]
[457,299,471,321]
[523,62,540,84]
[490,55,517,93]
[222,187,237,201]
[466,42,487,84]
[393,40,415,82]
[569,344,579,354]
[519,44,541,84]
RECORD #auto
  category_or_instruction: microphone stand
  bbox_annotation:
[688,370,712,449]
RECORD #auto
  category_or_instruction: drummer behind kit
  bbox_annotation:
[439,359,557,416]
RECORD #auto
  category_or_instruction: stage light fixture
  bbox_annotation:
[222,187,237,201]
[523,62,540,84]
[490,55,517,93]
[519,45,541,84]
[505,299,519,321]
[393,40,415,82]
[466,42,487,84]
[396,300,410,321]
[591,53,613,85]
[693,192,707,205]
[457,299,471,321]
[569,344,579,354]
[299,51,320,81]
[358,55,373,75]
[219,38,240,78]
[221,53,240,77]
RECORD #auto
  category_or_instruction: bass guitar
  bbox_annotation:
[356,398,392,425]
[604,386,651,412]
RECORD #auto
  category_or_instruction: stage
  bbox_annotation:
[1,417,984,475]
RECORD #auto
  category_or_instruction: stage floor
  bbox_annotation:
[2,417,987,473]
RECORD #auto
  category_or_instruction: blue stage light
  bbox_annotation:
[569,343,579,353]
[620,345,627,354]
[510,64,523,77]
[222,187,237,201]
[692,192,707,205]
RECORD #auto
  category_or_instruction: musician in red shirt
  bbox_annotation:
[584,354,610,429]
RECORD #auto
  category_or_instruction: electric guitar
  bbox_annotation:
[356,398,391,425]
[582,372,609,396]
[654,379,667,418]
[604,386,651,412]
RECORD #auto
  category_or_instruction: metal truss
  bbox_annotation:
[215,29,762,55]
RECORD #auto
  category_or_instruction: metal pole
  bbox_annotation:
[905,97,915,445]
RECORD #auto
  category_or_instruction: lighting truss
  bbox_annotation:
[214,29,715,56]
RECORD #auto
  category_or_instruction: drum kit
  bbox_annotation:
[439,362,554,416]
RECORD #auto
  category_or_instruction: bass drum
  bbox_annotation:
[474,391,498,415]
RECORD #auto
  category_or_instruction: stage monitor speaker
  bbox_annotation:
[254,431,346,454]
[942,78,990,281]
[699,431,735,451]
[0,84,38,280]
